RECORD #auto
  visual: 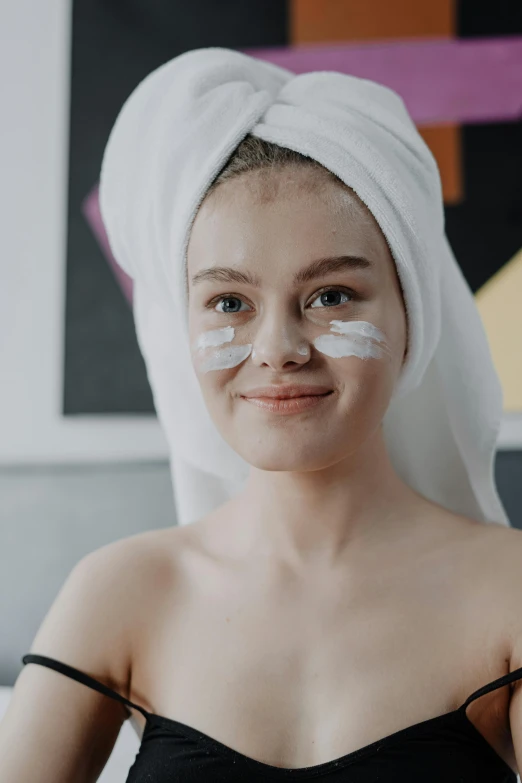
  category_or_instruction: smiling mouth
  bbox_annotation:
[241,391,334,415]
[259,392,332,400]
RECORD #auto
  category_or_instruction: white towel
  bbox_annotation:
[99,46,510,528]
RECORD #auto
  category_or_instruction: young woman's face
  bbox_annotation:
[186,167,407,472]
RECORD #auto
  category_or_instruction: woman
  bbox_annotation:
[1,47,521,781]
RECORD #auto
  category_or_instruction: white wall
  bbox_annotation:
[0,0,168,465]
[0,0,520,465]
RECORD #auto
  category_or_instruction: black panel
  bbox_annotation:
[495,451,522,528]
[446,0,522,292]
[64,0,522,432]
[64,0,288,414]
[444,122,522,294]
[452,2,522,529]
[457,0,522,37]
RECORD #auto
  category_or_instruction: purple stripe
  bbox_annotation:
[85,37,522,298]
[242,36,522,125]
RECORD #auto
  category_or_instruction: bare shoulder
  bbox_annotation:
[87,523,196,581]
[461,520,522,669]
[465,520,522,584]
[92,523,197,624]
[24,527,185,692]
[81,525,192,622]
[3,529,191,780]
[87,526,185,583]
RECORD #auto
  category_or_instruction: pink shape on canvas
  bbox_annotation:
[243,36,522,126]
[82,184,134,305]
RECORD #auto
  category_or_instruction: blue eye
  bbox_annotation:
[209,287,356,314]
[214,296,251,314]
[309,289,353,308]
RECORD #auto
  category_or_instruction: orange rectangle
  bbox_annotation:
[289,0,461,203]
[290,0,455,44]
[418,124,463,204]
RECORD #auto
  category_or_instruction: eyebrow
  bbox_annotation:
[190,254,373,288]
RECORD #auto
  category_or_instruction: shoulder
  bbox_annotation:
[77,526,189,630]
[26,527,185,693]
[80,527,182,586]
[464,522,522,669]
[466,521,522,586]
[82,523,197,587]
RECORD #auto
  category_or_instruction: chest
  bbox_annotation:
[127,542,516,771]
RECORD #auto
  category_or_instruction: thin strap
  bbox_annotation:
[22,654,151,720]
[461,665,522,710]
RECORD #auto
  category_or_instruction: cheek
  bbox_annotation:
[193,344,252,374]
[313,335,389,361]
[330,357,395,440]
[381,296,408,368]
[313,327,396,413]
[331,353,392,397]
[189,322,252,374]
[312,321,392,361]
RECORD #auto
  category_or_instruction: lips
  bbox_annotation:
[241,385,332,400]
[241,390,334,415]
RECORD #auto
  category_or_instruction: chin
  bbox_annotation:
[231,436,348,473]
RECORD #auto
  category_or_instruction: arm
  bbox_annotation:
[0,541,138,782]
[512,685,521,781]
[505,531,522,778]
[510,598,522,778]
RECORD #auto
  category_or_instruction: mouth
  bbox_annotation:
[241,385,333,399]
[240,390,334,415]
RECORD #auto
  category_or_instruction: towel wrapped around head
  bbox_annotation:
[99,46,510,528]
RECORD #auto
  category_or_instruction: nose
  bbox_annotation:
[250,312,310,370]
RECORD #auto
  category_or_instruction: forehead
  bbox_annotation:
[186,168,393,280]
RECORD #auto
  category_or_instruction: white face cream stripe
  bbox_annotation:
[314,334,384,359]
[197,344,253,373]
[193,319,389,373]
[192,326,253,373]
[328,320,387,342]
[314,320,390,360]
[193,325,235,350]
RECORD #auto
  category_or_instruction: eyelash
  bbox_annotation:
[207,286,359,314]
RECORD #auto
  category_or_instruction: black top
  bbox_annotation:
[21,653,522,782]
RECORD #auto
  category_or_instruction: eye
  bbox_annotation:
[213,296,252,314]
[309,288,355,308]
[208,286,357,314]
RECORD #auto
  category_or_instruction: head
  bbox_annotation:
[185,135,408,474]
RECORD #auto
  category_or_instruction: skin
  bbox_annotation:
[186,165,430,571]
[155,166,519,771]
[2,167,520,780]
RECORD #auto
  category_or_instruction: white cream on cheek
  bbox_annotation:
[192,326,252,373]
[314,320,390,359]
[192,320,389,373]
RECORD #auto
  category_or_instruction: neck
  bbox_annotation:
[220,426,425,573]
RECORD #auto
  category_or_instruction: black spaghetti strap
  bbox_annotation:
[22,654,151,720]
[461,665,522,710]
